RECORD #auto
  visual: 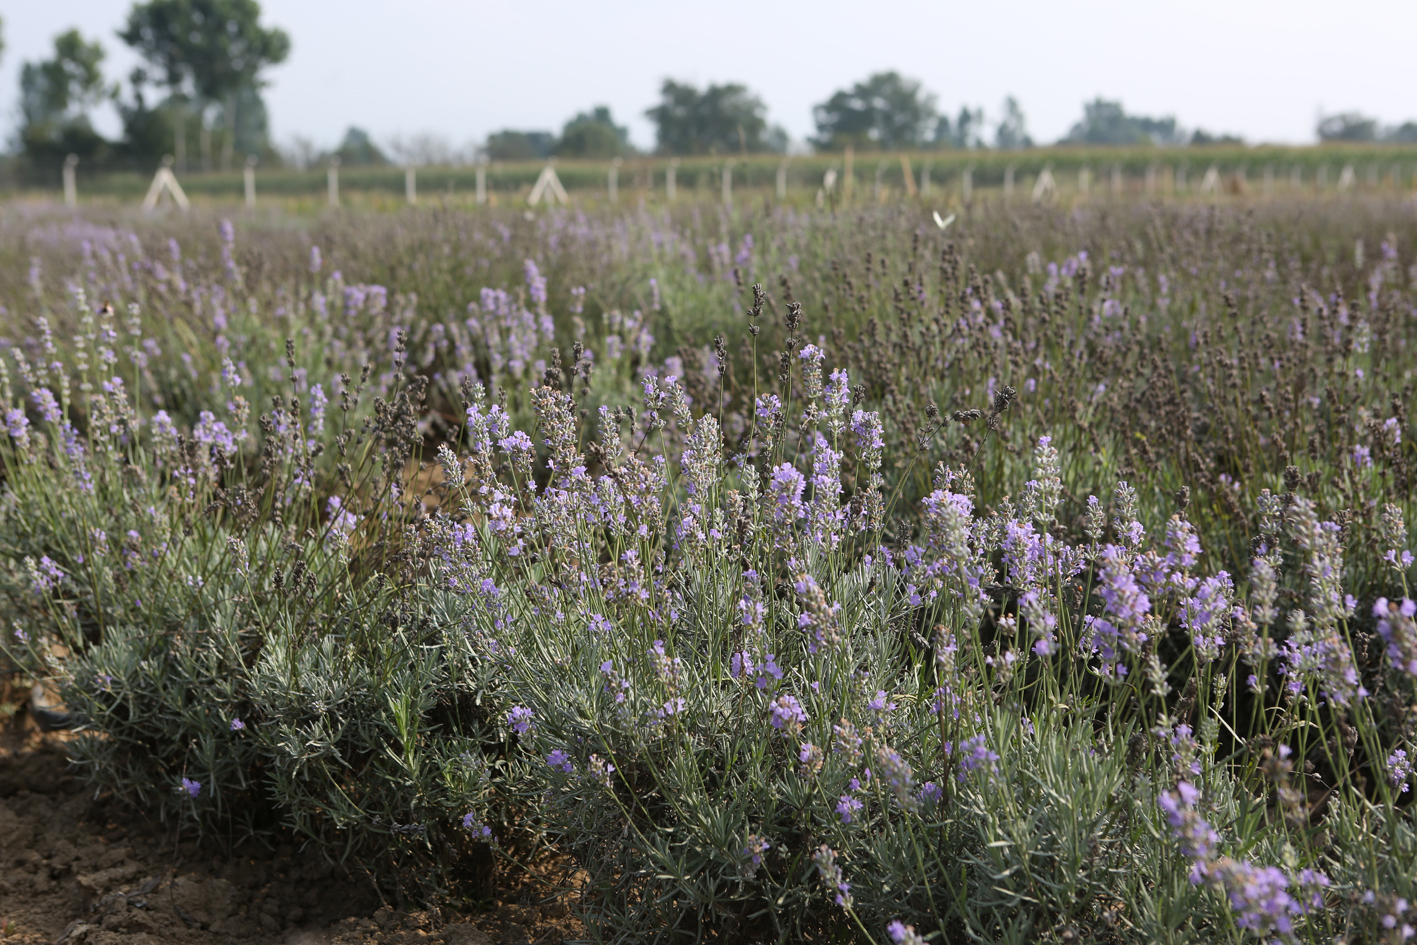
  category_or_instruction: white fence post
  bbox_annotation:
[609,157,621,203]
[722,161,733,207]
[244,155,257,208]
[327,157,340,208]
[405,165,417,205]
[476,161,488,205]
[776,160,788,200]
[1004,165,1015,199]
[920,161,931,197]
[1079,166,1091,194]
[667,159,679,202]
[63,154,79,207]
[961,165,973,202]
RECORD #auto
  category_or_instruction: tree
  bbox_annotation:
[19,30,113,166]
[645,80,770,155]
[811,71,936,151]
[1190,129,1243,146]
[485,131,555,161]
[1386,122,1417,144]
[934,106,985,149]
[556,106,632,159]
[1317,112,1377,142]
[120,0,290,171]
[334,127,386,165]
[993,96,1032,149]
[1063,98,1183,146]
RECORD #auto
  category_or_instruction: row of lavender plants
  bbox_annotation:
[0,198,1413,942]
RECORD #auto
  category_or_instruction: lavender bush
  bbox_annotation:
[0,197,1414,940]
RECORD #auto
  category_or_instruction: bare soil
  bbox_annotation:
[0,713,583,945]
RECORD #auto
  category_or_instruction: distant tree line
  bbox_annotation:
[5,0,287,182]
[5,4,1417,184]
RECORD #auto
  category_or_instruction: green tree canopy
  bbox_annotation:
[20,30,113,164]
[645,80,770,155]
[556,106,631,159]
[485,131,555,161]
[993,96,1032,149]
[933,106,985,149]
[120,0,289,168]
[812,71,936,151]
[1062,98,1184,146]
[335,126,386,165]
[1316,112,1377,142]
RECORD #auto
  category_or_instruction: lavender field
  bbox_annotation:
[0,192,1414,944]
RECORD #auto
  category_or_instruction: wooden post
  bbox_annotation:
[874,160,887,202]
[667,158,679,202]
[327,156,341,208]
[777,160,788,200]
[1291,165,1301,189]
[63,154,78,207]
[1263,165,1274,196]
[476,161,488,205]
[843,147,854,202]
[1004,164,1015,199]
[1317,165,1328,189]
[1110,163,1122,197]
[722,161,733,207]
[1079,166,1091,194]
[1032,166,1056,203]
[962,164,973,203]
[1176,165,1186,192]
[405,166,417,205]
[899,155,917,198]
[1163,165,1175,198]
[609,157,622,203]
[1145,164,1156,195]
[244,155,257,208]
[920,161,931,197]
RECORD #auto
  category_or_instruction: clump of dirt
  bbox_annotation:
[0,713,582,945]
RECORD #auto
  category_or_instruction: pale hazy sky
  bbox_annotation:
[3,0,1414,153]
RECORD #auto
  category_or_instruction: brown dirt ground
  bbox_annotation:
[0,711,584,945]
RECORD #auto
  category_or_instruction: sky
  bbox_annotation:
[3,0,1416,155]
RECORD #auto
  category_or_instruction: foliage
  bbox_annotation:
[812,72,938,152]
[485,130,556,162]
[556,106,633,160]
[1064,97,1185,146]
[993,96,1032,150]
[645,79,773,156]
[336,126,388,166]
[931,106,986,150]
[18,30,113,166]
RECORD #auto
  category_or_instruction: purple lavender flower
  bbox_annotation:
[547,749,574,773]
[1157,781,1217,861]
[309,245,322,273]
[836,794,863,823]
[181,777,202,798]
[956,735,999,783]
[1389,748,1414,793]
[769,694,808,733]
[886,921,926,945]
[507,705,534,735]
[812,845,852,907]
[230,718,245,731]
[6,408,30,447]
[31,388,61,423]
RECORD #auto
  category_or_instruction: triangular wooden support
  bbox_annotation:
[527,165,569,207]
[142,167,191,211]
